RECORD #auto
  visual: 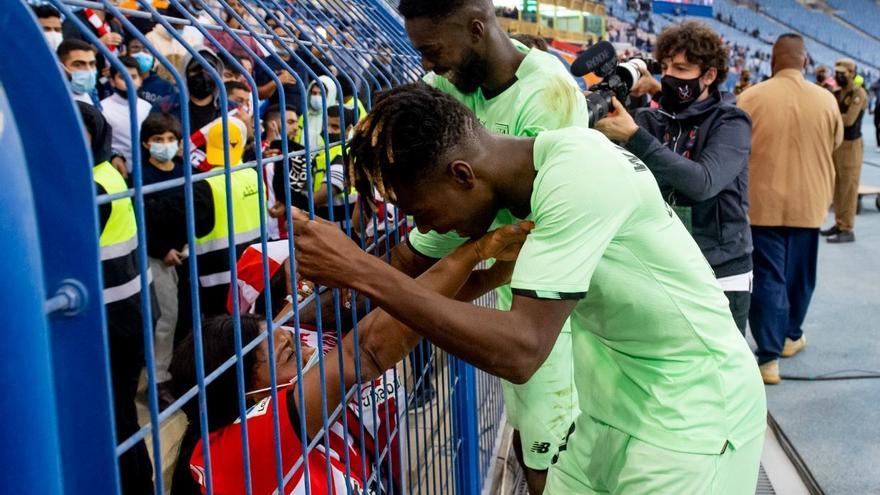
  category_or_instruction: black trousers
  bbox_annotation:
[106,303,154,495]
[725,290,751,335]
[874,108,880,148]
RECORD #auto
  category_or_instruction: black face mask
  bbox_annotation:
[449,48,489,94]
[834,73,849,88]
[816,74,826,83]
[187,70,215,99]
[328,132,341,144]
[660,74,703,114]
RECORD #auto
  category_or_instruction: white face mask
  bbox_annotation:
[44,31,63,52]
[309,94,323,111]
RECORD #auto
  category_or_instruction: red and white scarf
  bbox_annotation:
[83,8,116,54]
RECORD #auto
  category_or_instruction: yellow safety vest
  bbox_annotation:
[93,161,144,304]
[343,97,367,123]
[194,167,262,288]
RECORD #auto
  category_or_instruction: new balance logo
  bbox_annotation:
[530,442,551,454]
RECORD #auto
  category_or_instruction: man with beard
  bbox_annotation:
[394,1,590,492]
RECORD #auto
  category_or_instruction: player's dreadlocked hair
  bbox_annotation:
[348,83,480,203]
[398,0,491,21]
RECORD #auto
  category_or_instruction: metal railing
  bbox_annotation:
[8,0,506,493]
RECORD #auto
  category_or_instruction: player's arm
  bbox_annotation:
[293,152,632,387]
[292,217,576,385]
[292,222,533,437]
[391,230,513,300]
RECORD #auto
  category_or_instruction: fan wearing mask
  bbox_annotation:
[33,4,63,52]
[140,112,187,411]
[297,75,338,153]
[151,46,225,132]
[101,56,152,177]
[57,39,99,106]
[125,37,175,106]
[593,21,754,335]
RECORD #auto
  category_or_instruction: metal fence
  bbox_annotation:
[2,0,505,493]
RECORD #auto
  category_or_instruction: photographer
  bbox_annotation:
[594,21,753,334]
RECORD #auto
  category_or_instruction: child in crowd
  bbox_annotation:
[140,112,186,410]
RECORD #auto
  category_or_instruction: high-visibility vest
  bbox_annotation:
[194,168,262,288]
[343,97,367,123]
[93,161,146,304]
[312,144,358,227]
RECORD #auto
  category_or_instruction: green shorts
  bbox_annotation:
[503,330,579,470]
[545,415,765,494]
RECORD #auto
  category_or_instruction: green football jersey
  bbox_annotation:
[510,127,766,455]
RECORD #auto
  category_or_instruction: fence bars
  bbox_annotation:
[25,0,508,493]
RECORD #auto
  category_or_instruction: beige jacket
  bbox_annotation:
[738,69,843,228]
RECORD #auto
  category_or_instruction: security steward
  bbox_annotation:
[146,115,261,317]
[79,101,155,494]
[194,116,261,314]
[822,58,868,243]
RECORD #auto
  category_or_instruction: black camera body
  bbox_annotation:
[586,57,659,127]
[571,41,660,127]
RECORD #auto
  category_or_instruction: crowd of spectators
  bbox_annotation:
[35,1,419,493]
[31,0,880,492]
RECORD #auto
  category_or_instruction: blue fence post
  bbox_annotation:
[1,2,120,493]
[0,53,65,495]
[453,360,483,494]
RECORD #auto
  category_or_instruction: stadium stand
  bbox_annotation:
[826,0,880,40]
[752,0,880,69]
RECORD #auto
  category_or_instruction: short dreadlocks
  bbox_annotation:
[348,83,480,203]
[398,0,490,21]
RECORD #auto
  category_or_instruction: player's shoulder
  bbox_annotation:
[517,50,576,91]
[534,128,618,174]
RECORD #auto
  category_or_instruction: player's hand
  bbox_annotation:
[471,221,534,262]
[594,97,639,143]
[291,208,366,289]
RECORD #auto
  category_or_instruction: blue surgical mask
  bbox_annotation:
[70,69,97,94]
[132,52,155,74]
[309,94,323,111]
[149,141,179,163]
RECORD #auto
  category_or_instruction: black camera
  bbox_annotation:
[571,41,661,127]
[586,58,660,127]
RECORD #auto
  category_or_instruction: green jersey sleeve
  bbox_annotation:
[406,229,468,259]
[510,132,636,298]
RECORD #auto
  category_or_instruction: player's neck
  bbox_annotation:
[486,135,535,218]
[482,30,526,92]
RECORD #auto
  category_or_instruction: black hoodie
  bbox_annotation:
[625,91,753,278]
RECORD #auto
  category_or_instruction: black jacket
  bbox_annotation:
[625,92,753,278]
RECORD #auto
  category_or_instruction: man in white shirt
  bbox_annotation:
[101,56,152,175]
